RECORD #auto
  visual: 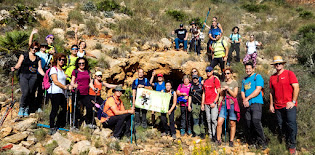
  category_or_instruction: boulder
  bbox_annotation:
[88,147,104,155]
[3,132,28,144]
[52,28,65,40]
[52,132,71,151]
[35,10,55,25]
[141,42,150,50]
[71,140,92,155]
[89,50,103,59]
[11,145,30,155]
[20,140,35,148]
[0,126,12,138]
[13,118,37,131]
[0,94,7,102]
[53,146,71,155]
[160,38,172,48]
[67,132,87,142]
[0,10,10,21]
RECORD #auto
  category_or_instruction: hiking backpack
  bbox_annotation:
[42,66,57,90]
[242,73,264,96]
[97,96,121,120]
[134,78,148,87]
[230,33,240,43]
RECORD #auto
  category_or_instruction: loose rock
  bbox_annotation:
[88,147,104,155]
[52,132,72,151]
[53,146,71,155]
[11,144,30,155]
[71,140,92,155]
[3,132,28,144]
[13,118,37,131]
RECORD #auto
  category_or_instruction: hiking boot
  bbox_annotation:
[248,144,257,150]
[161,132,167,137]
[180,129,185,136]
[36,108,43,113]
[18,107,24,117]
[200,133,205,139]
[261,144,268,151]
[289,148,296,155]
[212,137,217,142]
[172,134,176,140]
[229,141,234,147]
[217,140,222,146]
[23,107,29,117]
[184,49,187,52]
[49,128,57,135]
[141,122,147,129]
[86,124,96,129]
[192,133,196,137]
[176,49,179,51]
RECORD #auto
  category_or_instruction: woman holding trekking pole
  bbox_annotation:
[71,57,93,129]
[48,53,73,135]
[11,42,45,117]
[216,68,240,147]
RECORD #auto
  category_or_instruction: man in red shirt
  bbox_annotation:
[269,56,299,155]
[202,66,221,142]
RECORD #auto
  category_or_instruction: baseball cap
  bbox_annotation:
[157,73,163,77]
[95,71,102,76]
[180,24,183,27]
[205,66,213,72]
[192,75,198,79]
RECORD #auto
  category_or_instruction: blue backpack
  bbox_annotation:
[134,78,148,87]
[97,96,115,120]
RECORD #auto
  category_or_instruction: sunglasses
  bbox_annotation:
[72,48,78,50]
[97,75,102,77]
[225,72,231,75]
[78,62,85,65]
[58,58,66,62]
[206,70,212,72]
[49,37,54,40]
[33,47,40,51]
[274,63,283,66]
[192,71,197,73]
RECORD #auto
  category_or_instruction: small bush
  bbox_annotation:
[166,10,187,22]
[67,10,84,24]
[96,56,110,69]
[96,0,132,15]
[52,19,66,29]
[189,17,203,28]
[83,1,97,12]
[295,7,304,12]
[242,4,269,13]
[103,11,114,18]
[296,24,315,72]
[95,43,103,50]
[34,128,47,142]
[0,30,29,54]
[107,47,128,59]
[299,10,314,19]
[45,140,58,155]
[66,30,75,38]
[85,19,99,36]
[107,140,121,151]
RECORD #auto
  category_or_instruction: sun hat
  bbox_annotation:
[113,85,125,93]
[95,71,102,76]
[271,56,286,65]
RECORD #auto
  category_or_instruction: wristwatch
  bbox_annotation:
[292,101,296,104]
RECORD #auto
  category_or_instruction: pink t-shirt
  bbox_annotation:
[72,70,90,95]
[177,83,191,106]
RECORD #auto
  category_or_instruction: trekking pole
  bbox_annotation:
[91,91,97,128]
[43,90,47,106]
[69,92,72,129]
[10,71,14,119]
[130,94,137,145]
[201,8,211,32]
[66,90,69,126]
[224,95,227,146]
[0,72,16,127]
[73,84,78,128]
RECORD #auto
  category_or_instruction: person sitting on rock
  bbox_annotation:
[243,35,262,67]
[189,21,201,55]
[172,24,188,51]
[74,27,96,58]
[100,86,135,139]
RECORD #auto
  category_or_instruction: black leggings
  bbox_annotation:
[210,57,225,73]
[160,107,176,135]
[103,113,132,138]
[49,93,67,128]
[72,92,93,127]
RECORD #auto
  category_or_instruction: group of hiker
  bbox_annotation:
[173,16,262,68]
[7,15,299,154]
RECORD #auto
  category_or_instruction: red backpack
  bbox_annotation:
[42,67,57,90]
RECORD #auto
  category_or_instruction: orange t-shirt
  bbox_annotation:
[100,96,125,123]
[89,80,102,96]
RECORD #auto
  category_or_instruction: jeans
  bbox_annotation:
[180,106,191,132]
[192,104,205,135]
[135,108,147,127]
[189,38,201,55]
[103,113,131,138]
[49,93,67,128]
[275,107,297,149]
[245,103,266,146]
[228,43,240,63]
[205,104,218,138]
[219,104,237,121]
[160,107,176,135]
[19,73,37,108]
[175,38,187,50]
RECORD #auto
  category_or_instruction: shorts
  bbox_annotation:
[219,104,237,121]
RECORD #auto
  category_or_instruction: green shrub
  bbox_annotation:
[66,30,75,38]
[96,56,110,69]
[45,140,58,155]
[166,10,187,22]
[85,19,99,36]
[96,0,132,15]
[52,19,66,29]
[242,4,269,12]
[67,10,84,24]
[299,10,314,19]
[95,43,103,50]
[295,7,304,12]
[34,128,47,142]
[83,1,97,12]
[189,17,203,28]
[0,4,37,29]
[296,24,315,72]
[106,47,129,59]
[0,30,29,54]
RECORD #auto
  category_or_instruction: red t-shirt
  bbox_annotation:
[203,76,220,105]
[269,70,298,109]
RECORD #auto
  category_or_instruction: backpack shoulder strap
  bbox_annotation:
[68,55,70,66]
[75,69,78,79]
[135,78,139,86]
[230,33,233,40]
